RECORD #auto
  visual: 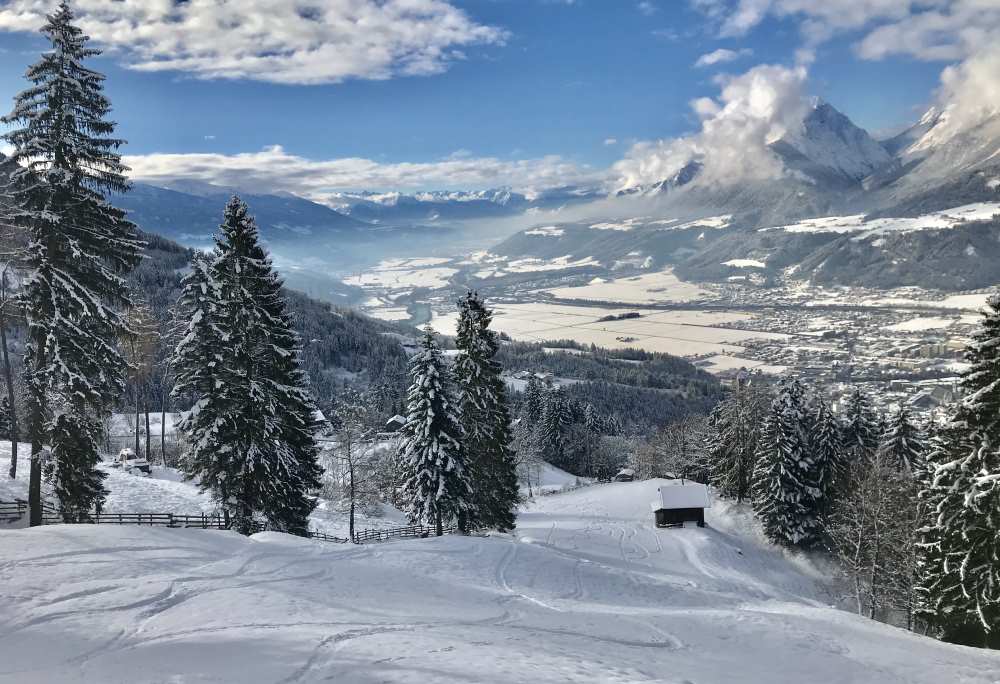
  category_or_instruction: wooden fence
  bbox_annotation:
[0,498,461,546]
[351,524,456,543]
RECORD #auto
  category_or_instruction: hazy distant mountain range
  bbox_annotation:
[492,100,1000,291]
[54,97,1000,294]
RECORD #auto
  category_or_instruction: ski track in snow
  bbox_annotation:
[0,479,999,683]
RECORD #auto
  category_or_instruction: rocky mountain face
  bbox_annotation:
[488,99,1000,291]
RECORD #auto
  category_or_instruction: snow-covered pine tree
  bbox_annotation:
[931,296,1000,646]
[914,417,970,636]
[454,292,519,532]
[523,376,545,421]
[809,395,843,508]
[538,385,572,467]
[172,253,229,509]
[48,411,105,522]
[206,197,322,535]
[0,397,12,441]
[752,378,823,547]
[398,326,471,536]
[839,387,880,482]
[877,406,924,473]
[707,381,769,503]
[2,2,141,524]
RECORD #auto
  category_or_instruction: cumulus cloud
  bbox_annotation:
[695,47,754,67]
[124,146,603,204]
[0,0,506,85]
[613,63,809,189]
[922,44,1000,143]
[691,1,1000,144]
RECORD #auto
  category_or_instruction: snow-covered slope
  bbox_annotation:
[2,479,997,683]
[0,448,405,538]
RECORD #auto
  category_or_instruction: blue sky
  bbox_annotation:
[0,1,990,198]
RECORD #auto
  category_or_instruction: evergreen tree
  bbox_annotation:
[523,376,545,420]
[0,397,12,442]
[172,254,227,502]
[176,199,322,535]
[809,395,842,508]
[914,418,970,637]
[931,296,1000,646]
[454,293,519,532]
[877,406,925,473]
[48,411,105,522]
[707,381,769,503]
[752,379,823,547]
[398,327,471,536]
[538,385,572,468]
[839,388,880,483]
[2,2,141,524]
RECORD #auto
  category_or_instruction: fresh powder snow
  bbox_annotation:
[1,479,998,682]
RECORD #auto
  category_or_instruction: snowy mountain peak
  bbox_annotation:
[774,101,893,182]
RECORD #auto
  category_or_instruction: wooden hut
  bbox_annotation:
[651,481,710,528]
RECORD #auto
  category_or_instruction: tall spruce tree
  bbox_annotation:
[2,2,141,524]
[839,388,880,485]
[707,380,769,503]
[398,326,471,536]
[931,296,1000,646]
[539,385,571,468]
[752,379,824,547]
[172,253,229,513]
[523,376,544,420]
[177,199,322,535]
[809,395,842,509]
[914,417,971,637]
[454,293,519,532]
[877,406,924,473]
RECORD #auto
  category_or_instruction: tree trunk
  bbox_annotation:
[1,282,18,480]
[436,509,443,537]
[133,382,140,458]
[348,453,356,542]
[27,327,46,527]
[144,399,151,462]
[160,387,167,467]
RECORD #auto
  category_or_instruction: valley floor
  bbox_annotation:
[1,480,997,683]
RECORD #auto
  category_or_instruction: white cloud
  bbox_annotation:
[0,0,507,85]
[922,44,1000,144]
[856,1,1000,63]
[695,47,753,67]
[701,0,933,42]
[637,2,658,16]
[691,1,1000,144]
[124,146,603,204]
[604,138,619,146]
[613,63,809,188]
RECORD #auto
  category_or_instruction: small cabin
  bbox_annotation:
[384,415,407,433]
[612,467,635,482]
[651,481,710,528]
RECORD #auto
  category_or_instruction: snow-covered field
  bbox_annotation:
[543,269,713,305]
[344,258,458,290]
[432,302,787,357]
[2,479,997,683]
[763,202,1000,237]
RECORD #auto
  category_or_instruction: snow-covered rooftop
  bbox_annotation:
[652,481,711,510]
